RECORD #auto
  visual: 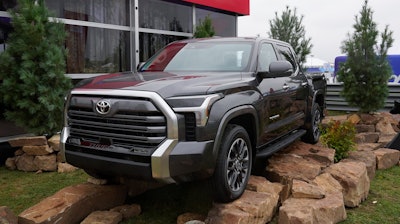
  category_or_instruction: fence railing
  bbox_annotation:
[326,83,400,111]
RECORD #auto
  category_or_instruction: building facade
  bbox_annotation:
[0,0,249,79]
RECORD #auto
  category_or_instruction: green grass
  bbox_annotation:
[0,167,88,214]
[1,166,399,223]
[341,165,400,224]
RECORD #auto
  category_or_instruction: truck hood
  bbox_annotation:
[74,71,255,98]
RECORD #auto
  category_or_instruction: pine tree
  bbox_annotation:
[193,15,215,38]
[0,0,72,136]
[268,6,312,66]
[337,0,393,113]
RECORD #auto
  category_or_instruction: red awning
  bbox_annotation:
[184,0,249,15]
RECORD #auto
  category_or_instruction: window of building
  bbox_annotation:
[196,7,236,37]
[66,26,130,73]
[45,0,129,26]
[139,0,192,33]
[139,32,186,62]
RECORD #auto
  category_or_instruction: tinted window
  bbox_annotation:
[276,44,298,71]
[258,43,278,72]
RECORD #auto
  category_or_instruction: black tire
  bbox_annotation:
[212,124,252,203]
[302,103,322,144]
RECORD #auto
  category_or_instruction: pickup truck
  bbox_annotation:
[60,37,326,202]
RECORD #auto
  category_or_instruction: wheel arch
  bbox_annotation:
[212,105,259,164]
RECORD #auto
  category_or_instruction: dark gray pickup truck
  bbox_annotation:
[60,37,326,202]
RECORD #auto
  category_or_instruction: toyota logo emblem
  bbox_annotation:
[96,100,111,115]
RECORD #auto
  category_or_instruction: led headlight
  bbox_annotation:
[166,94,223,127]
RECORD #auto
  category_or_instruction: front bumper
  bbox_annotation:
[61,127,215,183]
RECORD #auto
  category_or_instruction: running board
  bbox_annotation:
[256,129,307,159]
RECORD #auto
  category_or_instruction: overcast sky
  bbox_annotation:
[237,0,400,63]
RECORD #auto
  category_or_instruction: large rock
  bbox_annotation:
[57,163,78,173]
[376,116,397,135]
[246,175,283,196]
[291,179,325,199]
[22,145,53,156]
[312,173,343,194]
[81,210,122,224]
[378,134,397,147]
[355,124,375,133]
[47,135,60,151]
[15,154,38,172]
[279,141,335,168]
[34,154,57,171]
[324,161,370,207]
[355,132,379,144]
[0,206,18,224]
[206,190,279,224]
[18,183,127,224]
[359,113,379,125]
[374,148,400,170]
[266,154,322,182]
[8,136,47,147]
[110,204,142,221]
[356,143,381,151]
[343,150,376,181]
[5,157,17,170]
[278,191,346,224]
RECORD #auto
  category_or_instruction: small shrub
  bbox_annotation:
[320,120,356,162]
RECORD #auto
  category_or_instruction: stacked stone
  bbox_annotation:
[4,135,77,173]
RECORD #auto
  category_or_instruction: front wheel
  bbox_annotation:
[302,103,322,144]
[212,124,252,203]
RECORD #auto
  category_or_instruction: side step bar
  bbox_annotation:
[256,129,306,159]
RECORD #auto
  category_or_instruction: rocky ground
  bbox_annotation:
[1,112,400,224]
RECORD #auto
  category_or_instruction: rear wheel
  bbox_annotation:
[302,103,322,144]
[212,124,252,203]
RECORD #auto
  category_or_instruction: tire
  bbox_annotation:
[302,103,322,144]
[212,124,252,203]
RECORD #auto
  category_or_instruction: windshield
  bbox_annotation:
[140,41,253,72]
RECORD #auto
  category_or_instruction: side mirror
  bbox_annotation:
[259,61,293,78]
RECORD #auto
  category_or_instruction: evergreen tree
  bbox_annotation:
[194,15,215,38]
[0,0,72,135]
[268,6,312,66]
[337,0,393,113]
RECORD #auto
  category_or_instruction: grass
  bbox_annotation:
[0,166,399,223]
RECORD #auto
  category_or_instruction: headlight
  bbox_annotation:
[166,94,223,126]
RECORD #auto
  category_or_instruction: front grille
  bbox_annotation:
[67,95,167,155]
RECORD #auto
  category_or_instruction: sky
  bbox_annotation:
[237,0,400,63]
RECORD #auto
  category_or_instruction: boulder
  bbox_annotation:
[356,143,381,151]
[355,124,375,133]
[376,116,397,135]
[110,204,141,220]
[47,135,60,151]
[266,154,322,182]
[81,210,122,224]
[324,161,370,207]
[206,190,279,224]
[355,132,379,144]
[312,173,343,194]
[22,145,53,156]
[15,154,38,172]
[378,134,397,146]
[57,163,79,173]
[18,183,127,224]
[34,154,57,171]
[246,176,283,196]
[291,179,325,199]
[343,150,376,180]
[278,191,346,224]
[177,212,206,224]
[0,206,18,224]
[5,157,17,170]
[359,113,379,125]
[279,141,335,168]
[8,136,47,147]
[374,148,400,170]
[347,114,361,124]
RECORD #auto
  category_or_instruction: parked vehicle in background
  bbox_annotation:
[60,37,327,202]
